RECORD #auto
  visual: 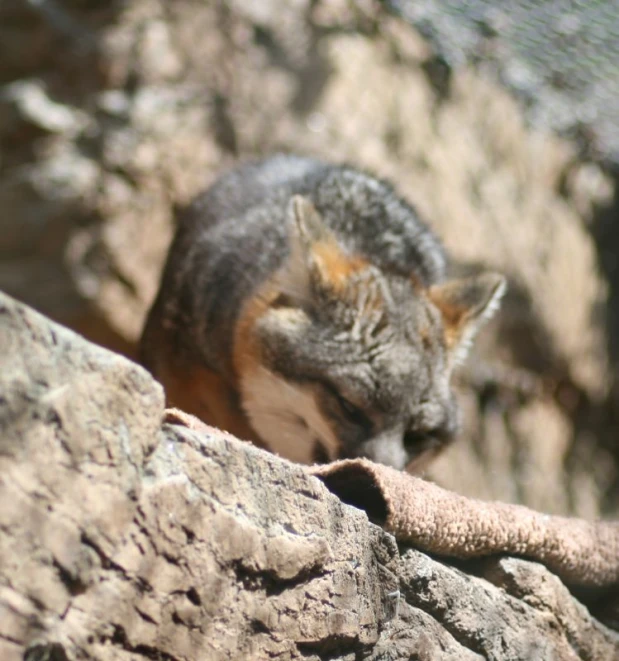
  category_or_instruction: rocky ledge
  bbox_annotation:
[1,291,617,660]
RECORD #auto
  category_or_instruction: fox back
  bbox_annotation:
[140,155,505,470]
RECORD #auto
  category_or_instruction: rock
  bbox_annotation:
[1,294,618,660]
[395,0,619,165]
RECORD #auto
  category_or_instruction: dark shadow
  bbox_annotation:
[316,466,389,526]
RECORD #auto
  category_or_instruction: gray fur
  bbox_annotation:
[141,154,504,470]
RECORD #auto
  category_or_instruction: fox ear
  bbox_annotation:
[281,195,327,302]
[283,195,366,299]
[428,272,506,366]
[288,194,331,247]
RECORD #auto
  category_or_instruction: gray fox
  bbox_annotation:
[140,155,505,470]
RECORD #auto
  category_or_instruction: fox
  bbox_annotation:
[140,154,506,471]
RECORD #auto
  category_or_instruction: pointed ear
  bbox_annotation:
[280,195,327,303]
[428,272,506,366]
[288,194,331,248]
[282,195,366,299]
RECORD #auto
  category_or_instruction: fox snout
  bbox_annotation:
[356,430,409,470]
[355,427,450,472]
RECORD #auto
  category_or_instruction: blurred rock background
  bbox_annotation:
[2,0,618,517]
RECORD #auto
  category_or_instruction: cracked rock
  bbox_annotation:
[1,295,618,660]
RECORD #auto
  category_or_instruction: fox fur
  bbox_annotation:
[140,155,505,471]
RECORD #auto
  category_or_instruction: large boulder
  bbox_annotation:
[1,289,618,660]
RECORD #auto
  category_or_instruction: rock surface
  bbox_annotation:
[394,0,619,163]
[1,1,618,529]
[2,292,618,660]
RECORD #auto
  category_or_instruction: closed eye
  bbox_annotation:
[321,382,370,430]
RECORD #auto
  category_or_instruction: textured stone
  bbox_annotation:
[1,293,618,660]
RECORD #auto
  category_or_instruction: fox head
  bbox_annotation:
[234,196,506,471]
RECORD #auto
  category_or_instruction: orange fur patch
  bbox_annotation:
[233,281,278,377]
[312,241,368,290]
[159,357,263,446]
[144,300,264,444]
[427,293,466,349]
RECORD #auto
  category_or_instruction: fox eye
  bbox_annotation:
[337,394,361,418]
[322,383,368,428]
[338,396,368,428]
